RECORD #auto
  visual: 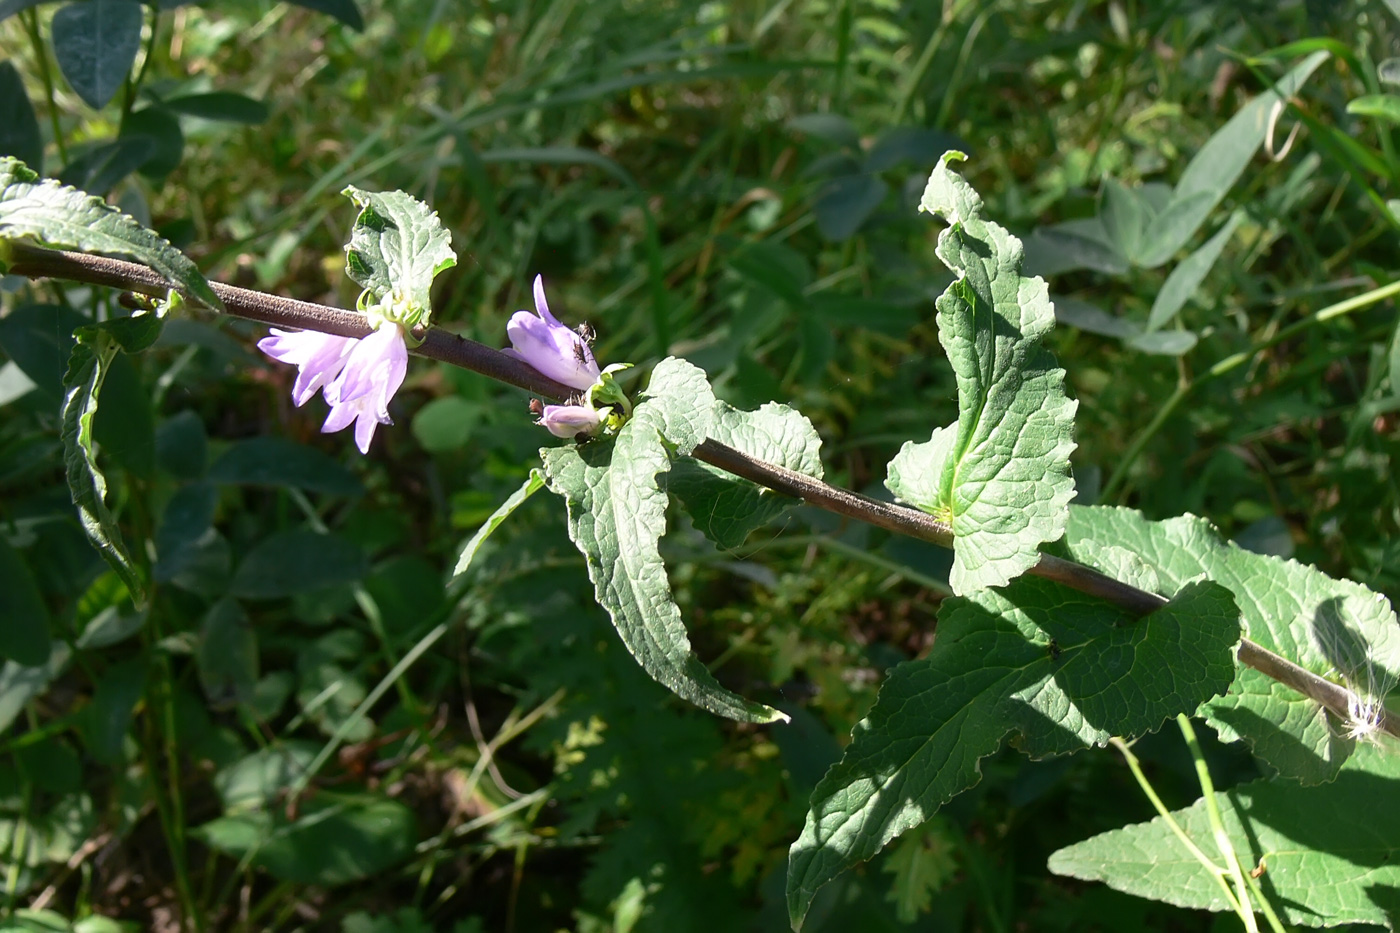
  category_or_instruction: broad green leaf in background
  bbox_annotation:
[0,157,222,309]
[162,91,270,124]
[152,482,217,583]
[813,174,889,242]
[206,436,362,496]
[0,536,51,666]
[1098,178,1149,264]
[542,357,787,724]
[886,152,1077,595]
[1136,51,1329,268]
[229,529,368,599]
[0,62,43,173]
[50,0,143,110]
[58,136,157,197]
[1023,219,1131,278]
[786,575,1240,928]
[1048,742,1400,928]
[196,598,258,707]
[81,656,145,765]
[61,317,164,605]
[340,186,456,321]
[286,0,364,31]
[195,792,415,886]
[119,106,184,180]
[1146,212,1243,332]
[1065,506,1400,783]
[667,401,823,549]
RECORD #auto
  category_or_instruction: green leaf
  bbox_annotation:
[542,357,787,724]
[285,0,364,31]
[194,792,415,886]
[813,174,888,241]
[50,0,143,110]
[1065,506,1400,783]
[411,396,484,452]
[0,62,43,173]
[881,824,958,924]
[0,303,84,400]
[1137,51,1329,268]
[1098,177,1149,264]
[786,575,1240,928]
[451,470,544,578]
[61,326,146,603]
[340,185,456,323]
[120,106,185,180]
[1347,92,1400,125]
[196,598,258,708]
[889,152,1078,595]
[214,742,318,812]
[0,157,222,309]
[162,91,269,124]
[667,401,823,549]
[1146,212,1243,332]
[0,643,71,735]
[1048,742,1400,928]
[206,436,362,496]
[0,536,51,666]
[1023,220,1130,277]
[152,482,217,583]
[230,529,367,599]
[0,0,48,24]
[788,113,859,147]
[81,656,145,764]
[58,136,157,196]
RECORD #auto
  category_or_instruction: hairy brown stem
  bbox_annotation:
[9,242,1395,738]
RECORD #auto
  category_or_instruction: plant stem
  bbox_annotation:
[9,242,1397,740]
[1102,276,1400,501]
[1108,737,1240,912]
[1177,714,1261,933]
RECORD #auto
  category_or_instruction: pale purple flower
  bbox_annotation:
[538,403,602,439]
[503,275,600,391]
[320,323,408,454]
[257,328,357,407]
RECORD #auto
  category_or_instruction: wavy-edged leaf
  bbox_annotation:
[0,157,222,309]
[1049,742,1400,928]
[51,0,143,110]
[60,318,163,606]
[1066,505,1400,783]
[786,576,1240,928]
[542,357,786,724]
[887,152,1077,595]
[667,401,823,549]
[340,186,456,323]
[1137,51,1329,268]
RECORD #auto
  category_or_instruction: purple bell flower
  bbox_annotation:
[503,275,600,391]
[320,323,408,454]
[258,322,408,454]
[257,328,358,407]
[538,403,603,439]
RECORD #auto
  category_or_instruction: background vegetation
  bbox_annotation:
[1,0,1397,929]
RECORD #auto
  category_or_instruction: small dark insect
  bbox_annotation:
[528,398,544,417]
[571,339,591,365]
[576,322,596,345]
[1047,639,1062,661]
